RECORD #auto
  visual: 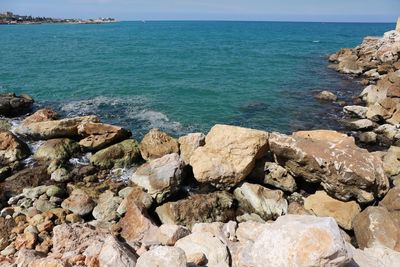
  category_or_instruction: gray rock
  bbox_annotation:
[344,105,368,118]
[0,93,34,117]
[137,246,186,267]
[92,191,122,222]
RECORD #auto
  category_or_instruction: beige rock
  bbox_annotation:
[139,128,179,161]
[353,206,399,251]
[304,191,361,230]
[347,119,375,131]
[234,182,287,221]
[269,130,389,203]
[98,236,137,267]
[380,187,400,211]
[178,132,205,165]
[92,191,122,222]
[22,109,58,124]
[351,244,400,267]
[28,258,67,267]
[397,18,400,32]
[343,105,368,118]
[0,131,30,165]
[157,224,191,246]
[315,90,337,101]
[136,246,186,267]
[61,189,96,216]
[16,249,46,267]
[190,124,269,189]
[250,160,296,192]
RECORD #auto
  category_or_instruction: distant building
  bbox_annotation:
[397,18,400,32]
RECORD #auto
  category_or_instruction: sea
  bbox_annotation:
[0,21,394,138]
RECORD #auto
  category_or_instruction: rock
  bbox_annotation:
[14,232,37,250]
[383,148,400,177]
[78,122,131,151]
[304,191,361,230]
[347,119,376,131]
[50,167,71,182]
[16,249,46,267]
[34,199,56,213]
[175,232,230,267]
[90,139,141,169]
[358,131,377,144]
[350,244,400,267]
[0,131,30,165]
[0,119,11,131]
[234,182,287,221]
[269,130,389,203]
[250,160,296,192]
[0,93,33,117]
[190,124,269,189]
[345,106,371,120]
[22,108,58,124]
[0,217,15,250]
[34,138,79,161]
[136,246,186,267]
[240,215,352,267]
[52,223,108,255]
[178,133,205,164]
[28,258,66,267]
[131,153,184,203]
[15,115,99,140]
[155,191,236,228]
[366,103,390,122]
[61,189,96,216]
[353,206,399,250]
[315,90,338,101]
[157,224,191,246]
[92,191,122,222]
[338,56,364,74]
[98,236,137,267]
[380,187,400,212]
[139,128,179,161]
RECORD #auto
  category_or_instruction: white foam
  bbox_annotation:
[110,167,136,183]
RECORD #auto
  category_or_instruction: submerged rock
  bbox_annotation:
[0,93,34,117]
[190,124,269,189]
[139,128,179,161]
[315,90,338,101]
[0,131,30,165]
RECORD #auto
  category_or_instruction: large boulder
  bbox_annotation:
[92,191,122,222]
[155,191,236,228]
[78,122,131,151]
[15,116,99,140]
[304,191,361,230]
[136,246,186,267]
[190,124,269,189]
[98,236,138,267]
[379,187,400,212]
[131,153,185,203]
[61,189,96,216]
[33,138,79,162]
[178,133,205,165]
[0,131,30,165]
[234,182,287,221]
[90,139,141,169]
[350,244,400,267]
[139,128,179,161]
[239,215,352,267]
[0,93,33,117]
[269,130,389,203]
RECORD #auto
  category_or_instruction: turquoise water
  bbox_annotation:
[0,21,394,137]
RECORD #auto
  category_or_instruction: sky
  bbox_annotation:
[1,0,400,22]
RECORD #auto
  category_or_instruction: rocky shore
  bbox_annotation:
[0,28,400,267]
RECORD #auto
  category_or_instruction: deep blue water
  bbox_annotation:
[0,21,394,137]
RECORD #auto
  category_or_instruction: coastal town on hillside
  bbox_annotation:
[0,11,116,24]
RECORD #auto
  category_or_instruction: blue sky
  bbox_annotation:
[2,0,399,22]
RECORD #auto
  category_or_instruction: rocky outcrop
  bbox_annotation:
[190,124,269,189]
[0,93,33,117]
[269,130,388,203]
[139,128,179,161]
[0,131,30,165]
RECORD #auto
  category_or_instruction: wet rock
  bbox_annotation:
[269,130,389,203]
[250,160,296,192]
[234,182,287,221]
[131,153,184,203]
[175,232,230,267]
[190,124,269,189]
[178,133,205,165]
[239,215,352,267]
[90,139,141,169]
[157,224,191,246]
[61,189,96,216]
[315,90,338,101]
[0,131,30,165]
[304,191,361,230]
[353,206,399,250]
[15,115,99,140]
[98,236,137,267]
[34,138,79,162]
[155,191,236,228]
[78,122,131,151]
[137,246,186,267]
[23,108,58,124]
[92,191,122,222]
[139,128,179,161]
[0,93,33,117]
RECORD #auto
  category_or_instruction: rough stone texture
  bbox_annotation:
[250,160,296,192]
[157,224,191,246]
[0,217,15,250]
[16,249,46,267]
[343,105,368,119]
[155,191,236,228]
[315,90,338,101]
[350,244,400,267]
[239,215,352,267]
[0,131,30,165]
[175,232,230,267]
[90,139,141,169]
[190,124,269,189]
[234,182,287,221]
[78,122,131,151]
[15,115,99,140]
[304,191,361,230]
[353,206,399,251]
[0,93,33,117]
[33,138,79,162]
[61,189,96,216]
[139,128,179,161]
[383,146,400,176]
[98,236,137,267]
[131,153,184,203]
[92,191,122,222]
[178,132,205,165]
[269,130,389,203]
[28,258,66,267]
[22,108,58,124]
[136,246,186,267]
[347,119,375,131]
[380,187,400,212]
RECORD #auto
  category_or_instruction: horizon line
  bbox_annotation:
[119,19,395,24]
